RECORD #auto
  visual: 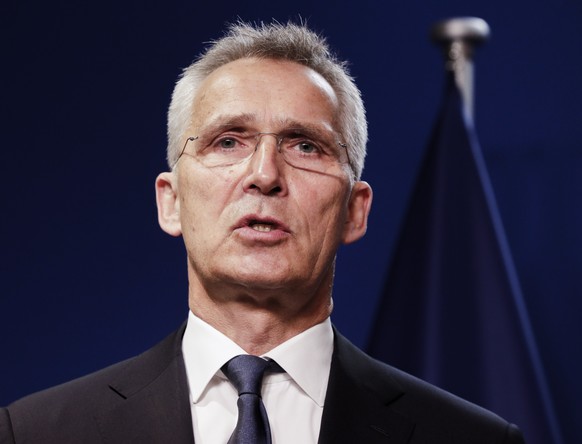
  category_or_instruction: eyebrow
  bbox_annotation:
[197,113,257,135]
[195,114,338,140]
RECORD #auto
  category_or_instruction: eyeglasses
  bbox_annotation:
[175,128,351,175]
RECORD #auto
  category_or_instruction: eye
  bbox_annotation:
[297,141,318,154]
[285,131,323,155]
[218,138,237,149]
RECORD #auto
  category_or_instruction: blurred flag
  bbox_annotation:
[367,73,563,444]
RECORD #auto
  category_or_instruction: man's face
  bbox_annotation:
[156,58,372,308]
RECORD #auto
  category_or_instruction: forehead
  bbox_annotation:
[189,58,339,132]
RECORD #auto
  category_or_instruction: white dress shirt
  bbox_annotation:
[181,311,334,444]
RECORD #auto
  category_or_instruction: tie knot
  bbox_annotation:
[222,355,275,396]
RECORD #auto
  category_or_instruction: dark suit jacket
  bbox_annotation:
[0,324,524,443]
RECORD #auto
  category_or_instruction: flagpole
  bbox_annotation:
[430,17,490,119]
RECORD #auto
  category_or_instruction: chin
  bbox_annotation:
[231,272,296,290]
[219,266,307,291]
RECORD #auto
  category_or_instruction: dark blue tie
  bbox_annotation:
[222,355,279,444]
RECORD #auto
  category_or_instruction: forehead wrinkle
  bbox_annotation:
[194,113,338,137]
[193,113,259,133]
[271,117,337,136]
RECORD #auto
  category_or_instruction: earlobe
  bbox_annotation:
[342,181,373,245]
[155,172,182,237]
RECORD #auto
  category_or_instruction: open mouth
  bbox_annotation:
[249,222,275,232]
[236,215,289,235]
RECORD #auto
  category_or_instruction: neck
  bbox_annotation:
[187,274,334,355]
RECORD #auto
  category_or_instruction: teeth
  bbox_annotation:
[250,223,273,232]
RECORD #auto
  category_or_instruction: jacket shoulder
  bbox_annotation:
[2,325,187,444]
[329,330,524,443]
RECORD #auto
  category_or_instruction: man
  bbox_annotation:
[0,22,524,443]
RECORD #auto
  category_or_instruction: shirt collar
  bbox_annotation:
[181,311,333,407]
[263,318,333,407]
[182,311,246,403]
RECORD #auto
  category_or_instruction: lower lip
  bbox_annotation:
[234,226,289,243]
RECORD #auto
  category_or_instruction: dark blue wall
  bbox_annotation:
[1,1,580,442]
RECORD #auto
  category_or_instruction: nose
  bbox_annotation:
[242,133,287,196]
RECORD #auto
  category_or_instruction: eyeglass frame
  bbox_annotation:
[173,130,354,177]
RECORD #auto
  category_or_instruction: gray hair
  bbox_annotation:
[166,21,367,180]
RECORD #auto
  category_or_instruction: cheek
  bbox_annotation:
[294,181,350,240]
[177,169,240,233]
[177,176,210,236]
[308,177,350,217]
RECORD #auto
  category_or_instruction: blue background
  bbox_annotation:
[1,1,580,442]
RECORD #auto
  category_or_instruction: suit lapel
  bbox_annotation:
[90,324,414,443]
[318,330,415,444]
[95,324,195,444]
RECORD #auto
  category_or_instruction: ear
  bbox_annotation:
[342,181,373,245]
[155,172,182,237]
